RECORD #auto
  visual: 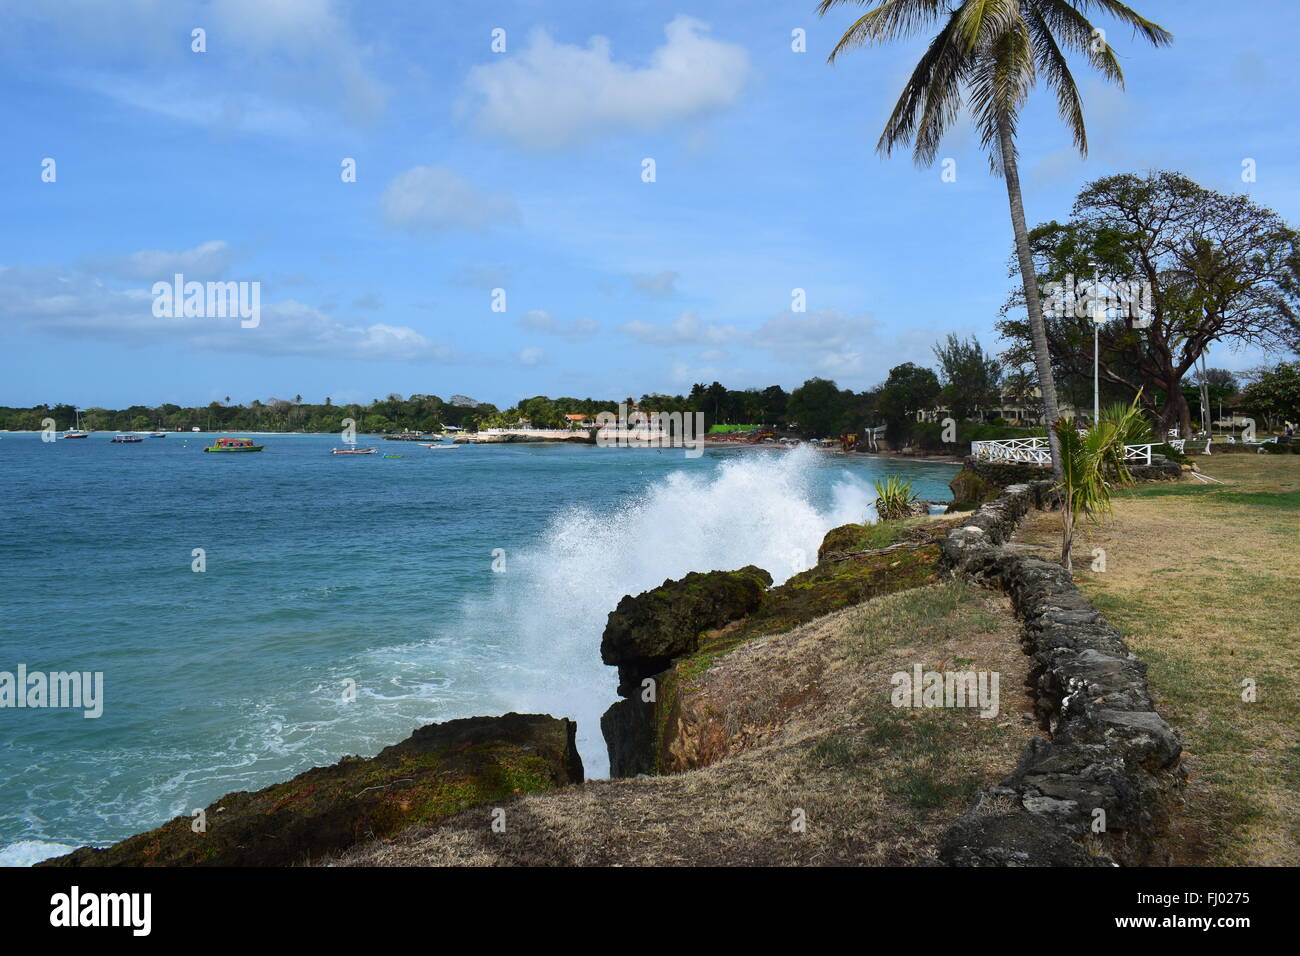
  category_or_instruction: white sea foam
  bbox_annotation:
[0,839,82,867]
[479,445,876,777]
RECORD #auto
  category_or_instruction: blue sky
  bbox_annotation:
[2,0,1297,410]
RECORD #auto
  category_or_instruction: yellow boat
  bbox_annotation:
[203,437,264,453]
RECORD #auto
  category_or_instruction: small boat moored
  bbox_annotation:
[63,408,89,438]
[110,434,144,443]
[203,437,264,453]
[331,446,378,455]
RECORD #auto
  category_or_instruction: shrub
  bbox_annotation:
[1152,441,1188,463]
[911,420,1046,452]
[874,476,919,520]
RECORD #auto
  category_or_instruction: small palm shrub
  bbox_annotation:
[1054,395,1146,571]
[874,476,919,521]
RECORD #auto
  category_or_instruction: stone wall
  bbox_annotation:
[949,454,1179,512]
[938,482,1184,866]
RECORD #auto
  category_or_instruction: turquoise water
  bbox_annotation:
[0,432,958,864]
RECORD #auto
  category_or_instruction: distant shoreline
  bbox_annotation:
[0,429,967,465]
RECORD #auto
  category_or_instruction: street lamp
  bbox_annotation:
[1090,263,1105,425]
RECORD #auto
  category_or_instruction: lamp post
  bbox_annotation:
[1091,263,1104,425]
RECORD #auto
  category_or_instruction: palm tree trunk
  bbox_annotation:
[1061,509,1073,572]
[997,115,1063,477]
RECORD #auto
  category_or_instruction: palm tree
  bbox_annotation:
[1053,392,1144,570]
[817,0,1172,475]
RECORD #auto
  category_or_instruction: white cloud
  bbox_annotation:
[620,308,739,346]
[752,309,880,353]
[751,309,882,379]
[518,346,545,367]
[0,263,452,362]
[464,16,750,150]
[451,263,513,289]
[632,271,679,297]
[518,309,599,340]
[381,166,518,235]
[87,240,238,281]
[1,0,386,130]
[618,306,899,385]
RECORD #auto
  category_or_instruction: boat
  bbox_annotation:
[203,437,264,453]
[111,434,144,443]
[331,446,378,455]
[149,432,167,438]
[63,408,89,439]
[382,454,405,459]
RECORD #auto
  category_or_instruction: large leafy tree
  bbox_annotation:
[817,0,1172,474]
[999,171,1300,438]
[876,362,942,443]
[933,333,1003,420]
[787,377,853,436]
[1241,363,1300,433]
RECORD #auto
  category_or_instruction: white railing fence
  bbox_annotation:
[971,438,1159,466]
[969,437,1051,465]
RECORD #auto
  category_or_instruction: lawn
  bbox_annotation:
[1012,454,1300,865]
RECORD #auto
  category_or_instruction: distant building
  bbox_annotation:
[917,385,1082,426]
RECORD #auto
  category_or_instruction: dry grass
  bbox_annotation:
[328,581,1035,867]
[1012,454,1300,866]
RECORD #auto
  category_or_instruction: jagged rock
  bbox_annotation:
[818,523,878,561]
[600,566,772,697]
[602,537,945,779]
[947,467,1001,511]
[601,695,658,778]
[1127,455,1182,481]
[38,713,582,867]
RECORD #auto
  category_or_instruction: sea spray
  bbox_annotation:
[469,445,877,777]
[0,436,958,861]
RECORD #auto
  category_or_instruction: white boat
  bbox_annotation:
[63,408,89,439]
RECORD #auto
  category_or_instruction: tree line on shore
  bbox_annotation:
[7,353,1294,445]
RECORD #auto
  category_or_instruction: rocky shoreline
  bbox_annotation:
[40,453,1184,867]
[39,714,581,867]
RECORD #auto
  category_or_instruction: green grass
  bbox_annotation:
[1013,454,1300,865]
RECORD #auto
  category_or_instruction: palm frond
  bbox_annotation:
[1034,0,1124,86]
[966,12,1035,160]
[875,8,970,163]
[818,0,951,62]
[953,0,1023,54]
[1068,0,1174,47]
[1025,7,1088,154]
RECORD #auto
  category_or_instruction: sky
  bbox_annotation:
[1,0,1298,410]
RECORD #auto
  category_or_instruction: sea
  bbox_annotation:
[0,432,959,865]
